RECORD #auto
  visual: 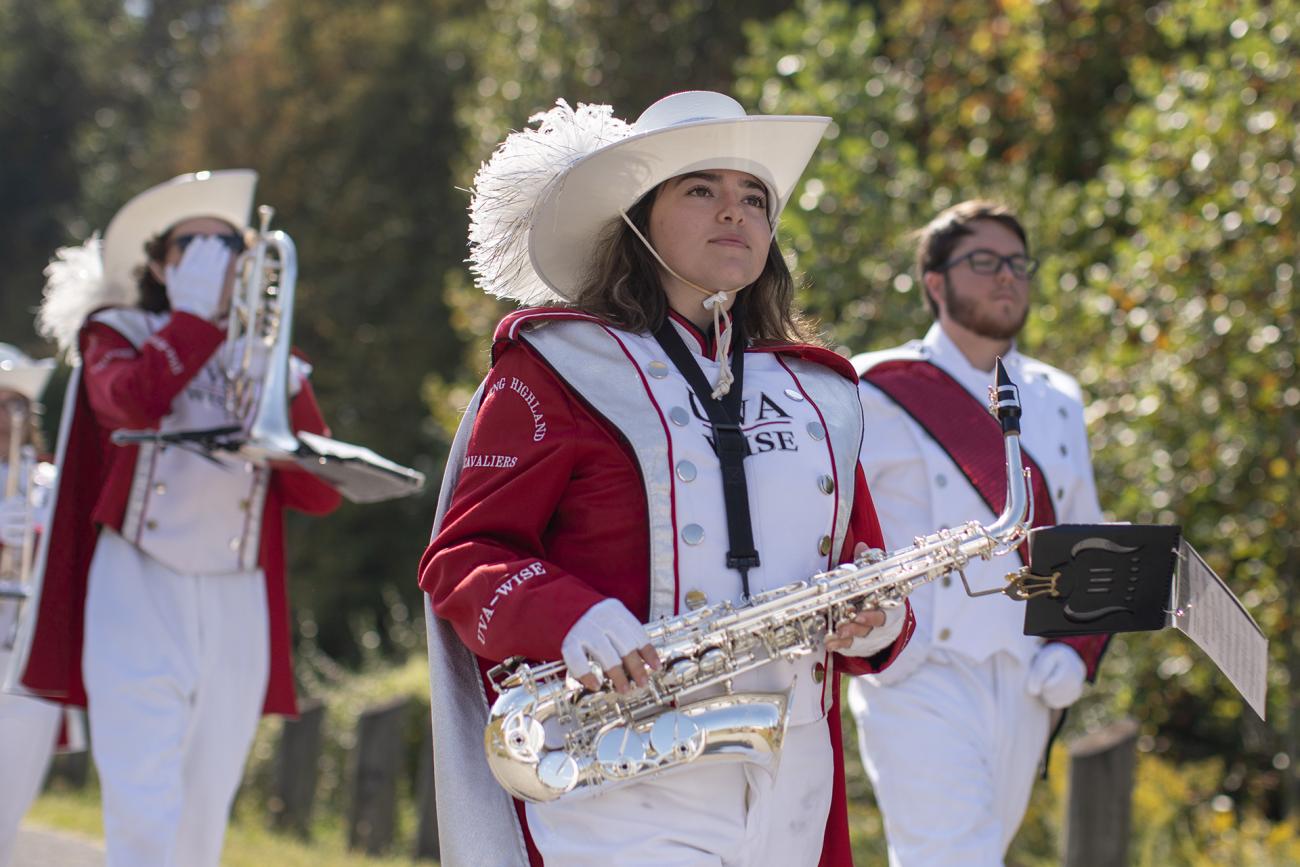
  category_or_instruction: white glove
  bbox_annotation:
[1026,643,1087,709]
[838,603,908,658]
[0,495,27,547]
[165,236,232,320]
[561,598,651,679]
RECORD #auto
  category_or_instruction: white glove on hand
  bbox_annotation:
[0,495,27,547]
[561,598,651,679]
[1025,643,1087,709]
[165,236,232,320]
[839,603,908,658]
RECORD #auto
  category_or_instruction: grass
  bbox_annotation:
[27,786,438,867]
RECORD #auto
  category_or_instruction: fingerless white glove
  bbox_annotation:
[165,236,232,320]
[839,603,908,658]
[1026,642,1087,709]
[0,495,27,547]
[561,598,651,678]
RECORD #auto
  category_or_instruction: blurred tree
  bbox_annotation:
[737,0,1298,822]
[0,0,235,357]
[167,0,477,662]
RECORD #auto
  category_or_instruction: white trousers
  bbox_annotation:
[0,648,61,867]
[525,716,833,866]
[82,529,269,867]
[847,651,1050,867]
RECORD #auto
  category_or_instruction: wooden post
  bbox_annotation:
[1063,717,1139,867]
[414,721,440,860]
[347,696,408,855]
[269,698,325,837]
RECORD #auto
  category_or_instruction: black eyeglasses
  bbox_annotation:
[939,248,1039,279]
[171,233,247,255]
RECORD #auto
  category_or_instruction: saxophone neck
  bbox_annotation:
[985,357,1031,542]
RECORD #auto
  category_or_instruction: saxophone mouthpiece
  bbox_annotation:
[993,357,1022,436]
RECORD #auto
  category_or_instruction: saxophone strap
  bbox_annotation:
[653,313,759,598]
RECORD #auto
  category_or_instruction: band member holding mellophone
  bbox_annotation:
[13,170,342,867]
[420,91,913,866]
[0,343,80,867]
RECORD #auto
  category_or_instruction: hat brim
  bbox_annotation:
[0,358,56,402]
[102,169,258,296]
[528,115,829,301]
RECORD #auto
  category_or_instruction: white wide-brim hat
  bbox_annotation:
[0,343,56,402]
[101,169,258,297]
[468,91,829,305]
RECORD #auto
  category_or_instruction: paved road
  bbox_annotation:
[11,825,105,866]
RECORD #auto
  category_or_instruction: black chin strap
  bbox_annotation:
[652,313,760,599]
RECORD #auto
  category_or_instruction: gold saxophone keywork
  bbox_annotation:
[483,360,1043,803]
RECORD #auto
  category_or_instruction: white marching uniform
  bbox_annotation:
[0,451,61,867]
[847,323,1103,867]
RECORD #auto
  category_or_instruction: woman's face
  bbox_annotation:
[647,169,771,296]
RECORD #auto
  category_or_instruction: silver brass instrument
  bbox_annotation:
[484,359,1047,803]
[113,206,424,504]
[1,400,41,649]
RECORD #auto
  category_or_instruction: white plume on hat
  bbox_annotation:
[468,100,633,306]
[36,236,121,361]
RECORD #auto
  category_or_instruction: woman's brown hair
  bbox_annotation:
[569,186,817,344]
[135,232,173,313]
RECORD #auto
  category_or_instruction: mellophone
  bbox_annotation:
[110,206,424,505]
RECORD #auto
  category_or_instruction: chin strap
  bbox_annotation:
[620,210,739,396]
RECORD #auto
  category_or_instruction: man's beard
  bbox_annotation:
[944,278,1028,341]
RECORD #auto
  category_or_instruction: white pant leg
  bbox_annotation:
[0,649,61,867]
[173,571,268,867]
[743,719,833,867]
[847,652,1049,867]
[83,529,269,867]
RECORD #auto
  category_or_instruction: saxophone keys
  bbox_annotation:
[596,726,648,779]
[537,751,581,794]
[501,712,546,763]
[650,711,705,762]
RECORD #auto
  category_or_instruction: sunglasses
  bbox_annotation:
[171,232,247,255]
[939,249,1039,279]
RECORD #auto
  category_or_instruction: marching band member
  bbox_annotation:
[0,343,65,867]
[847,200,1109,866]
[13,170,341,867]
[420,91,913,866]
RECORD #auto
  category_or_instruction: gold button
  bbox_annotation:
[813,662,826,683]
[145,519,158,531]
[938,628,952,641]
[818,535,832,556]
[685,589,708,610]
[817,474,835,495]
[239,498,251,512]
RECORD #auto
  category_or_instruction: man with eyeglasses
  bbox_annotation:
[13,170,340,867]
[846,200,1108,866]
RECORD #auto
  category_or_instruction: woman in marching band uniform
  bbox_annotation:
[0,343,66,867]
[18,170,340,867]
[421,91,914,866]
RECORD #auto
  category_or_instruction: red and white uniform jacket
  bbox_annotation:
[420,309,915,867]
[13,307,340,716]
[852,322,1107,683]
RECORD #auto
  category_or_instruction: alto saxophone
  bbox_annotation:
[485,359,1040,803]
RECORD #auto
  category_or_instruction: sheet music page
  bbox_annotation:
[1168,541,1269,719]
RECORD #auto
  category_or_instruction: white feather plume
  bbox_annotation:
[468,100,632,305]
[36,236,132,361]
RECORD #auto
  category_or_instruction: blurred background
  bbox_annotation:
[2,0,1296,863]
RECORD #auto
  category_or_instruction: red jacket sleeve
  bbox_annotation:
[419,345,611,664]
[80,312,224,430]
[835,462,915,676]
[271,376,343,516]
